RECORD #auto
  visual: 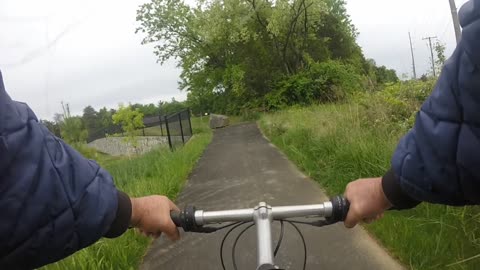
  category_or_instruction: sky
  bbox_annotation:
[0,0,470,119]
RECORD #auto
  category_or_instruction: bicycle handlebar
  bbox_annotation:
[171,195,349,232]
[170,196,349,269]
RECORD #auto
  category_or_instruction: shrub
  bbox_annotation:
[354,79,436,131]
[266,60,362,110]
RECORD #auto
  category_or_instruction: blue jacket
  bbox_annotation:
[0,72,131,269]
[383,0,480,208]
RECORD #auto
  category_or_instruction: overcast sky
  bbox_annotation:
[0,0,470,119]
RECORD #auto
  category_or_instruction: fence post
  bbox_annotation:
[142,127,146,136]
[187,108,193,136]
[165,115,173,151]
[159,115,164,136]
[178,113,185,144]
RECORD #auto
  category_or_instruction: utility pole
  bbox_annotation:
[423,36,437,77]
[408,32,417,79]
[449,0,462,44]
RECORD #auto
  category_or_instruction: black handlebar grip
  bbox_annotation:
[169,206,198,232]
[170,211,182,227]
[327,195,350,223]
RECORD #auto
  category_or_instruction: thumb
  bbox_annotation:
[344,203,359,228]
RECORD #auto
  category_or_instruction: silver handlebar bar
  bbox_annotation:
[195,201,333,225]
[172,196,349,270]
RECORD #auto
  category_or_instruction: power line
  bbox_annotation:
[423,36,438,77]
[4,19,84,68]
[439,19,451,41]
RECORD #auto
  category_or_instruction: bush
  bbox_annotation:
[354,79,436,131]
[266,60,362,110]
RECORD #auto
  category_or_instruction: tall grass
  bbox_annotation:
[41,118,212,270]
[259,104,480,270]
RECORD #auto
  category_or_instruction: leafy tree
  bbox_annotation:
[97,107,115,131]
[131,103,160,117]
[40,120,61,137]
[159,98,188,116]
[82,105,99,139]
[53,113,63,125]
[112,104,145,147]
[136,0,373,114]
[59,102,88,144]
[434,40,446,75]
[375,65,399,84]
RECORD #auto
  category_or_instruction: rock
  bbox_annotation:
[209,114,230,129]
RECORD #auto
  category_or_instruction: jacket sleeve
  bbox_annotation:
[0,71,132,269]
[382,0,480,209]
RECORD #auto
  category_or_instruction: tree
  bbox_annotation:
[59,102,88,144]
[159,98,188,115]
[375,66,399,84]
[112,104,145,148]
[434,40,446,75]
[97,107,115,131]
[82,105,99,140]
[40,120,61,137]
[136,0,367,114]
[131,103,160,117]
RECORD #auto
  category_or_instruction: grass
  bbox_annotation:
[259,104,480,270]
[41,117,212,270]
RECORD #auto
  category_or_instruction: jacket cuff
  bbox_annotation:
[382,168,420,210]
[104,190,132,238]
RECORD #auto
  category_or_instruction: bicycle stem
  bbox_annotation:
[253,202,277,270]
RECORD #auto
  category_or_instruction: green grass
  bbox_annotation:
[42,118,212,270]
[259,104,480,270]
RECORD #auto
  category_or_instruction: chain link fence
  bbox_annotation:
[86,109,193,151]
[163,109,193,150]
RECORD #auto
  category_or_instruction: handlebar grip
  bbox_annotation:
[169,205,198,231]
[170,211,182,227]
[327,195,350,223]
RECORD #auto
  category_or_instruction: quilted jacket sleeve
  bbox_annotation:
[0,71,132,269]
[383,0,480,208]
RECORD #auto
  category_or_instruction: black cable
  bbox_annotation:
[220,222,249,270]
[284,219,331,227]
[214,222,245,231]
[286,221,307,270]
[274,220,284,257]
[232,223,255,270]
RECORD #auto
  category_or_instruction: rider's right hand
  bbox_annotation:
[130,195,181,240]
[343,177,393,228]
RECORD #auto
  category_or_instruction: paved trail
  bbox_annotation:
[141,123,403,270]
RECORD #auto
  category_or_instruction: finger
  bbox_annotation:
[153,232,162,239]
[159,207,180,241]
[343,190,357,228]
[362,218,375,224]
[163,220,181,241]
[344,207,359,228]
[135,228,146,237]
[168,199,180,212]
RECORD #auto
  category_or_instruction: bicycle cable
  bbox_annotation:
[286,221,307,270]
[220,220,308,270]
[273,220,284,257]
[232,223,256,270]
[221,222,249,270]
